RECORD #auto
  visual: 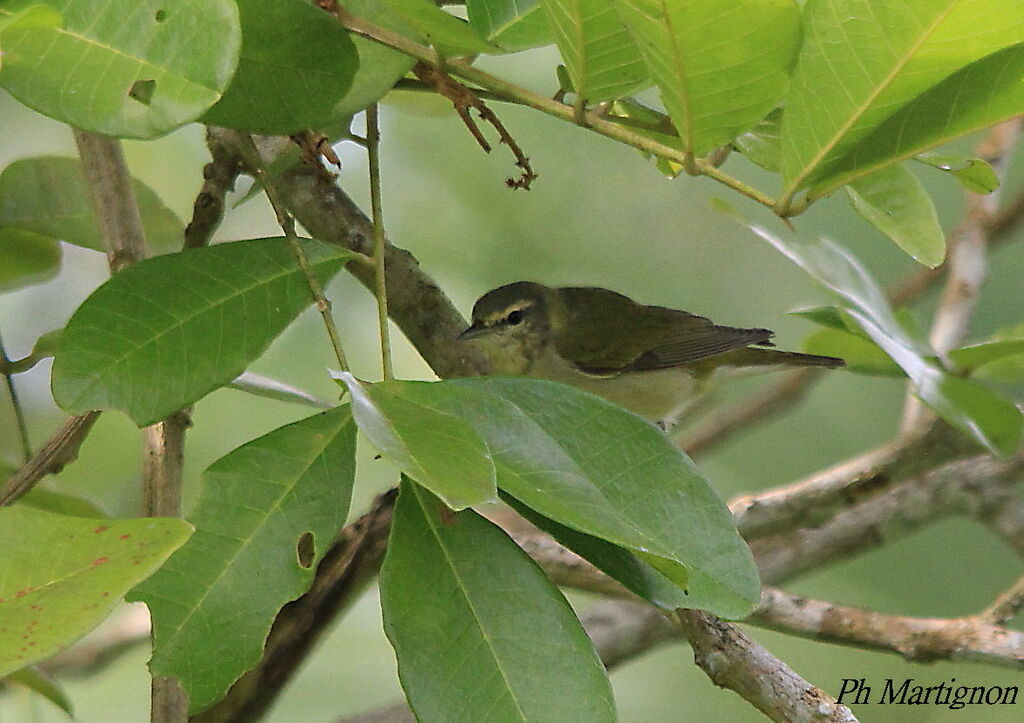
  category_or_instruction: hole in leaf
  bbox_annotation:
[296,531,315,569]
[128,80,156,106]
[154,9,166,22]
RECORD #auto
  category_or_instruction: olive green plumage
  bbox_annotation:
[461,281,843,424]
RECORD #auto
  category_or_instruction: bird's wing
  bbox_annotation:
[555,287,774,373]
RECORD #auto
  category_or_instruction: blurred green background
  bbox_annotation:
[2,43,1024,722]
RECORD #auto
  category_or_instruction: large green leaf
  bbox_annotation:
[130,406,356,714]
[504,494,691,609]
[335,0,419,117]
[0,228,60,292]
[846,164,945,267]
[382,0,500,56]
[782,0,1024,194]
[0,507,191,677]
[334,373,497,510]
[0,0,241,138]
[0,156,184,252]
[610,0,800,155]
[748,223,1022,455]
[467,0,555,51]
[51,237,354,426]
[200,0,358,134]
[809,43,1024,197]
[539,0,647,103]
[353,376,760,618]
[380,479,616,723]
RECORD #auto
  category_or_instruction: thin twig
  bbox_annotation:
[232,131,351,372]
[978,574,1024,626]
[0,412,100,505]
[366,105,395,381]
[183,130,243,250]
[334,9,775,208]
[0,330,32,463]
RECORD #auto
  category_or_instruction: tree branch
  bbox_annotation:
[75,129,188,723]
[183,130,242,250]
[674,609,858,723]
[0,412,100,506]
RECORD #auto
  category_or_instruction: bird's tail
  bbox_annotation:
[720,347,845,368]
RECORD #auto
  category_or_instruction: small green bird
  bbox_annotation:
[460,281,844,425]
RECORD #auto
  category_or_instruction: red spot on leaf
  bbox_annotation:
[29,604,42,610]
[119,534,131,540]
[28,641,36,647]
[93,557,109,566]
[94,526,109,533]
[101,591,110,597]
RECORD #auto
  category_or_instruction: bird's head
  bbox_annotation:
[460,282,557,358]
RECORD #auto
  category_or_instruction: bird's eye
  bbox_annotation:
[506,309,524,325]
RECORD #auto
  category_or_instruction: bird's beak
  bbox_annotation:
[459,321,490,341]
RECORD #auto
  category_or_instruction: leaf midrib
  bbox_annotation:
[785,1,959,193]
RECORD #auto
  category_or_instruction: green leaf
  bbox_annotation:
[0,156,184,252]
[4,667,73,717]
[610,0,800,155]
[811,43,1024,198]
[915,153,1000,194]
[381,478,616,723]
[375,376,759,617]
[949,339,1024,374]
[0,228,60,292]
[747,223,1022,455]
[782,0,1024,194]
[21,488,108,518]
[0,3,62,73]
[333,373,497,510]
[845,164,946,267]
[788,304,849,332]
[0,506,191,677]
[538,0,647,103]
[335,0,418,117]
[804,329,902,377]
[51,237,354,426]
[504,494,691,609]
[200,0,358,135]
[228,371,333,409]
[733,108,782,172]
[467,0,555,51]
[382,0,500,56]
[130,406,356,714]
[0,0,241,138]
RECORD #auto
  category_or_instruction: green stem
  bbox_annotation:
[235,133,351,372]
[366,105,396,382]
[336,10,778,210]
[0,330,31,464]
